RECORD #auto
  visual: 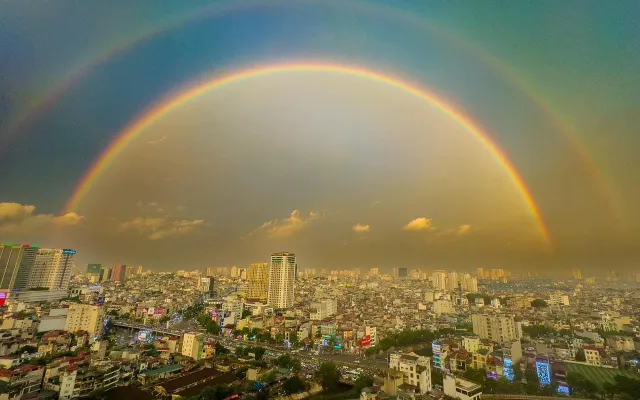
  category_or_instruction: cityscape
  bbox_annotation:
[1,1,639,400]
[0,246,639,400]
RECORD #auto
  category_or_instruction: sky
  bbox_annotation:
[0,0,638,274]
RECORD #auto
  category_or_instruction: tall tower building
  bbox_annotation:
[86,264,102,274]
[476,268,485,279]
[111,265,127,283]
[248,263,269,302]
[205,267,214,277]
[28,249,76,290]
[136,265,144,275]
[0,244,38,290]
[99,267,111,282]
[431,270,447,291]
[446,271,459,292]
[572,268,582,280]
[267,252,296,310]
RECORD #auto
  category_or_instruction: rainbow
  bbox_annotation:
[63,62,552,246]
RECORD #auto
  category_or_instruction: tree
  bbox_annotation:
[282,376,307,395]
[214,342,229,355]
[275,354,301,372]
[14,345,37,355]
[513,363,523,382]
[275,332,284,343]
[354,374,374,391]
[253,347,266,361]
[575,349,586,362]
[431,368,444,386]
[197,385,234,400]
[531,299,548,308]
[316,362,341,390]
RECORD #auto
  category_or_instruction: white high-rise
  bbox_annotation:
[267,252,296,310]
[431,270,447,291]
[28,249,76,290]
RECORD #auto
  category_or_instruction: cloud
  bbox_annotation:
[0,202,83,234]
[403,217,433,231]
[136,201,165,213]
[352,223,371,233]
[457,224,471,236]
[253,210,323,239]
[147,136,167,145]
[118,217,205,240]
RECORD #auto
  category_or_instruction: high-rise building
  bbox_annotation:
[0,244,38,290]
[267,252,296,310]
[446,271,459,292]
[205,267,214,277]
[398,267,408,278]
[28,249,76,290]
[86,264,102,274]
[368,268,379,276]
[461,273,478,292]
[111,265,127,283]
[490,269,505,280]
[230,266,239,278]
[99,267,111,282]
[248,263,269,302]
[431,270,447,291]
[476,268,485,279]
[64,303,105,336]
[199,277,215,298]
[125,265,134,280]
[471,314,518,344]
[182,332,204,360]
[136,265,144,275]
[572,268,582,280]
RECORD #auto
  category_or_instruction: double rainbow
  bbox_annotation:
[63,62,551,247]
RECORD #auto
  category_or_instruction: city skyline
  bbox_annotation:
[1,1,639,272]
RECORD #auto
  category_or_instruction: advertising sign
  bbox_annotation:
[361,335,371,348]
[0,292,7,307]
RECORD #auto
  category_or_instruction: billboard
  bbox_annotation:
[0,292,7,307]
[361,335,371,348]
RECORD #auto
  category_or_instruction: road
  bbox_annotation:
[215,336,390,374]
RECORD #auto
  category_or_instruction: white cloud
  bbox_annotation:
[118,217,205,240]
[403,217,433,231]
[0,202,83,234]
[352,223,371,233]
[135,201,165,213]
[253,210,323,239]
[147,136,167,145]
[456,224,471,236]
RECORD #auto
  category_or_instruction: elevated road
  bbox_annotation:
[110,320,182,336]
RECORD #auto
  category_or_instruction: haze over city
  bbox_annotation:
[1,1,639,273]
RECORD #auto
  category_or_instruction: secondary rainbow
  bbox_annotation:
[64,62,552,246]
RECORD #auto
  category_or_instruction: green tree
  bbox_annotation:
[275,332,284,343]
[431,368,443,386]
[275,354,301,372]
[253,347,266,361]
[513,363,523,382]
[575,348,586,362]
[316,362,341,391]
[531,299,548,308]
[354,374,374,391]
[14,345,38,355]
[282,376,307,395]
[214,342,229,355]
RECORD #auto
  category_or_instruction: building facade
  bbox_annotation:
[64,303,105,336]
[28,248,76,290]
[0,244,38,290]
[248,263,269,301]
[471,314,518,344]
[267,252,296,310]
[181,333,204,360]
